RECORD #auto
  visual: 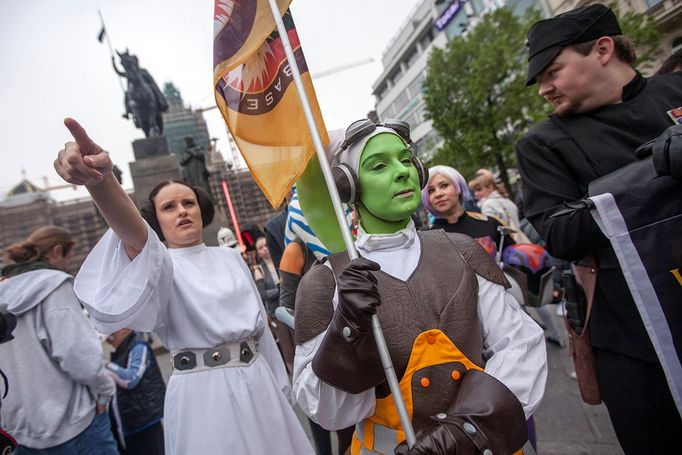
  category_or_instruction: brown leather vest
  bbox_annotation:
[298,230,509,428]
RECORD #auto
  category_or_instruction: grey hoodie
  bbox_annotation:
[0,269,115,449]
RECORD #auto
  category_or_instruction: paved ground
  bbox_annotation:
[154,308,623,454]
[530,308,623,455]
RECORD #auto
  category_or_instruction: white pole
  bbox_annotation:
[265,0,416,447]
[98,9,126,96]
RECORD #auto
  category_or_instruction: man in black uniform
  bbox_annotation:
[515,4,682,453]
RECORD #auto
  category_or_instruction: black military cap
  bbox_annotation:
[525,4,622,85]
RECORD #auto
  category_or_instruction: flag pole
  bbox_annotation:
[265,0,416,447]
[221,179,245,250]
[98,9,126,96]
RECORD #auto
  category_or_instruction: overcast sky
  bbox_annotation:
[0,0,417,202]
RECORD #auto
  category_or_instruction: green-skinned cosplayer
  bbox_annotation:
[292,119,548,455]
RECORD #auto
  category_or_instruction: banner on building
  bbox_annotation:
[588,159,682,417]
[213,0,328,208]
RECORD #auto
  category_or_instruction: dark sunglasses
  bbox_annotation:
[338,118,412,153]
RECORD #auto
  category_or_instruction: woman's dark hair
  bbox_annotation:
[140,180,215,242]
[3,226,75,264]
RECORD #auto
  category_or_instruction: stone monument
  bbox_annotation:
[113,49,182,206]
[180,136,212,197]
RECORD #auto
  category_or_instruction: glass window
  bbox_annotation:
[413,105,425,125]
[645,0,662,7]
[378,84,390,101]
[407,73,425,98]
[405,114,419,130]
[406,48,419,67]
[393,90,410,114]
[470,0,485,15]
[421,29,434,49]
[393,69,403,85]
[379,103,396,120]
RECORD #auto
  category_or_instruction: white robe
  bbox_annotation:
[75,225,314,455]
[293,222,547,430]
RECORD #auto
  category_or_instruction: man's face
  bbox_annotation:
[358,133,421,222]
[536,47,603,116]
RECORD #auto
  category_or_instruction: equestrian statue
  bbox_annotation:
[112,49,168,137]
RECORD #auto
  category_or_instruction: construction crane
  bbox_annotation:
[311,57,374,79]
[42,176,77,192]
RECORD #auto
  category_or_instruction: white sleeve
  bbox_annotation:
[233,253,295,405]
[74,223,173,334]
[292,300,375,430]
[477,275,547,419]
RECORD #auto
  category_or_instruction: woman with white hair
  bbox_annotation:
[423,165,514,258]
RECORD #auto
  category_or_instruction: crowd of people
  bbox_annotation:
[0,3,680,454]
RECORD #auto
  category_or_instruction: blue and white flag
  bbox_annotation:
[285,186,352,260]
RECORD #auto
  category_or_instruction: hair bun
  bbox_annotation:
[5,241,39,263]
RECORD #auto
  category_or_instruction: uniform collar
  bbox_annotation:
[622,71,646,101]
[355,220,416,253]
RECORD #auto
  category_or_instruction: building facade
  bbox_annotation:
[162,82,212,163]
[372,0,543,161]
[206,147,276,240]
[371,0,680,163]
[0,180,111,275]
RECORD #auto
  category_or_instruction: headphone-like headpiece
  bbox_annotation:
[332,118,428,204]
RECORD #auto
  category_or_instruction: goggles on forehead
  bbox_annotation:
[332,117,428,205]
[338,118,412,153]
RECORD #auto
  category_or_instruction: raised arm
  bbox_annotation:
[55,118,147,259]
[111,56,126,78]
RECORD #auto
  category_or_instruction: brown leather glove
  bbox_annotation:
[312,258,386,393]
[394,370,527,455]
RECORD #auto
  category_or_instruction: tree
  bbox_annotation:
[423,5,662,197]
[423,8,547,197]
[611,3,663,73]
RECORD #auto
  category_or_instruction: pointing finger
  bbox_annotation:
[64,117,95,151]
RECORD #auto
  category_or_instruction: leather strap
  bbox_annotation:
[170,338,258,375]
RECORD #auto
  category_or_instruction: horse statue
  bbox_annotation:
[112,49,168,137]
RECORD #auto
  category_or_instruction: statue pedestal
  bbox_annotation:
[132,136,172,161]
[129,137,182,206]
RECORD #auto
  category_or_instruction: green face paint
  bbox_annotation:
[357,133,421,234]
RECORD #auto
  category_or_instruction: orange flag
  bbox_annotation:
[213,0,329,208]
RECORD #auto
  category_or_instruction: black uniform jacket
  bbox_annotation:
[515,72,682,360]
[431,211,515,254]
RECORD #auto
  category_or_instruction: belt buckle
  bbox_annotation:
[173,351,196,371]
[240,341,254,363]
[204,346,231,367]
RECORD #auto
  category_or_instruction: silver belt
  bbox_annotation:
[170,338,258,375]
